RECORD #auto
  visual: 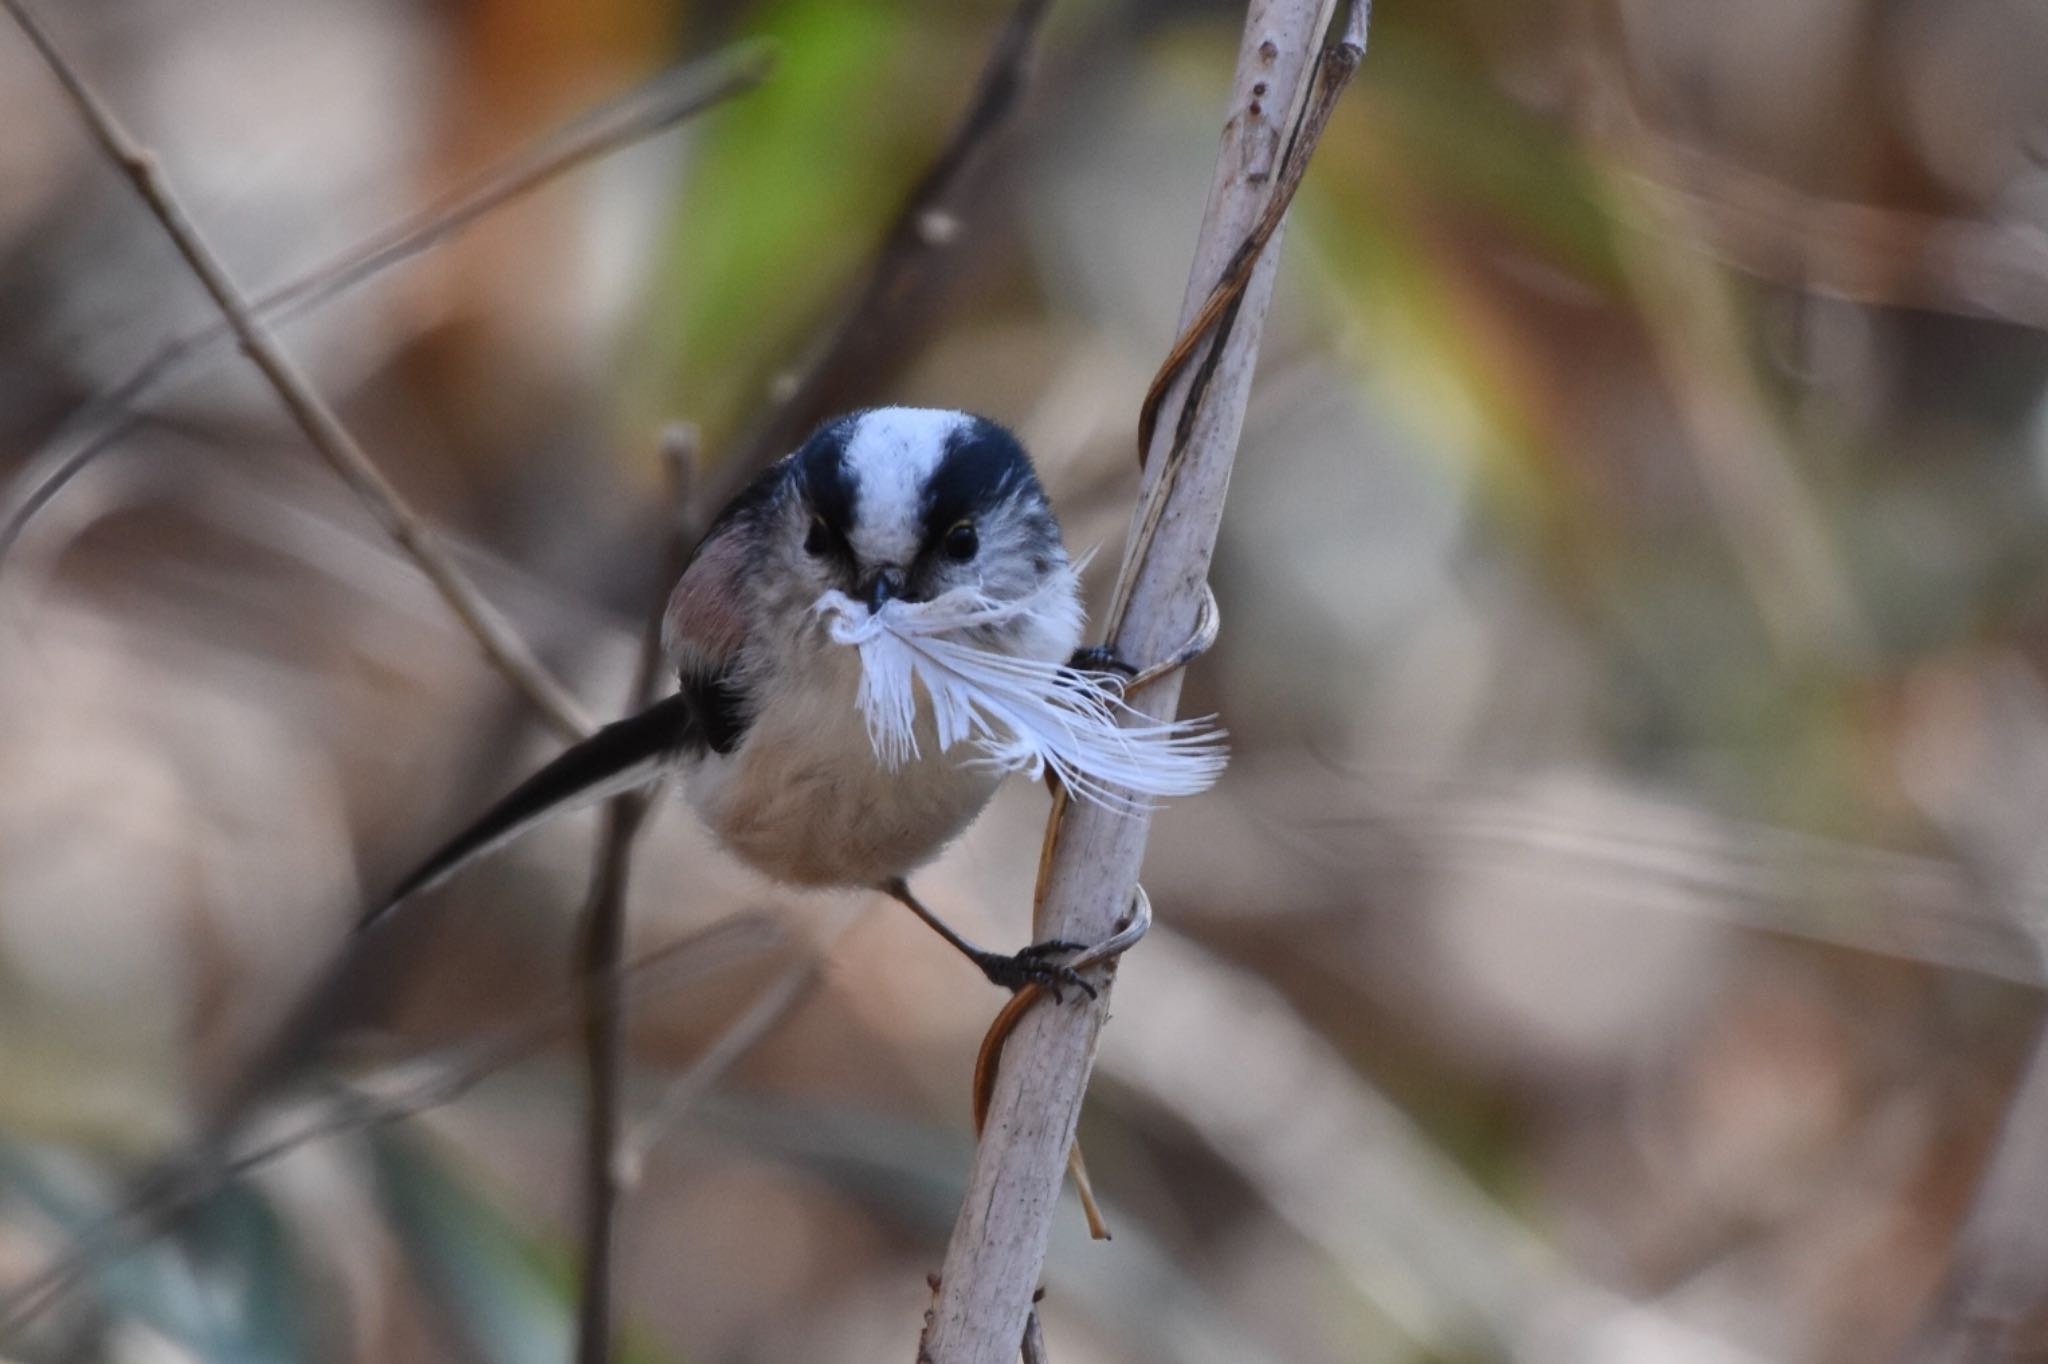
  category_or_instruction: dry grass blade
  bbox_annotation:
[1021,1304,1050,1364]
[2,0,599,739]
[969,888,1151,1242]
[1107,0,1364,637]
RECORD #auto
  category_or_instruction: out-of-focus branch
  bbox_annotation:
[572,426,697,1364]
[1642,138,2048,334]
[617,907,856,1182]
[1890,674,2048,1364]
[573,794,651,1364]
[698,0,1057,516]
[0,42,771,572]
[1603,135,1876,672]
[1,0,595,739]
[1893,1020,2048,1364]
[1554,5,1873,672]
[1105,927,1769,1362]
[919,4,1364,1360]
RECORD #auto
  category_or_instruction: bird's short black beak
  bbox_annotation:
[861,569,905,614]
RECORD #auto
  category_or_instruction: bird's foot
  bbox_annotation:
[971,939,1097,1001]
[1066,584,1220,697]
[1067,645,1137,679]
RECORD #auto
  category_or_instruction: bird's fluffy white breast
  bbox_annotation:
[680,644,1001,888]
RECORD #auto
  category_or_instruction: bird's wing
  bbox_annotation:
[662,509,755,678]
[363,692,700,930]
[663,505,766,752]
[366,461,785,933]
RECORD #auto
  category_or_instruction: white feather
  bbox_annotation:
[814,568,1227,810]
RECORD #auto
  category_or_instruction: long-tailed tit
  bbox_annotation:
[370,406,1220,992]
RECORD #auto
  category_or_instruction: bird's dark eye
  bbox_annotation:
[943,521,978,562]
[804,518,830,557]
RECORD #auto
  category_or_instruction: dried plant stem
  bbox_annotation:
[2,0,593,740]
[920,4,1362,1360]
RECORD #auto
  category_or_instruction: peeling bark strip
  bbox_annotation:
[919,3,1365,1361]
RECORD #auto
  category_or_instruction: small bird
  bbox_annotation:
[372,406,1116,991]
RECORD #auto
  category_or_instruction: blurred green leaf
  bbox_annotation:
[635,0,935,443]
[0,1137,313,1364]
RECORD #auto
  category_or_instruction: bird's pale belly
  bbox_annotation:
[680,666,1004,889]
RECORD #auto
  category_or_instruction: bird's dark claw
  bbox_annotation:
[1067,645,1137,678]
[971,939,1097,1001]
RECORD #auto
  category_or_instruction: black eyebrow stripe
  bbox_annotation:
[921,416,1034,544]
[795,414,859,538]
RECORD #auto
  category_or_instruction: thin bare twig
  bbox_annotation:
[573,795,651,1364]
[572,426,697,1364]
[697,0,1056,515]
[0,42,771,573]
[921,3,1365,1360]
[2,0,595,739]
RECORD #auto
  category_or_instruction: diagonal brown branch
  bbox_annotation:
[2,0,597,739]
[920,3,1365,1360]
[0,41,771,573]
[698,0,1057,515]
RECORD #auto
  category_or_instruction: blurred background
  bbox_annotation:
[3,0,2048,1360]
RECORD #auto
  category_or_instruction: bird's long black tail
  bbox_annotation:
[217,691,700,1128]
[365,691,700,929]
[0,694,706,1335]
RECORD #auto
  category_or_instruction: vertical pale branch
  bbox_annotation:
[920,3,1356,1360]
